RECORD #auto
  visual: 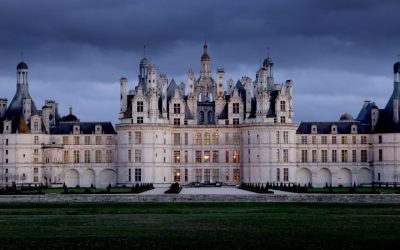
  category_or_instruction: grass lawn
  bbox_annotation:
[307,187,399,194]
[0,203,399,249]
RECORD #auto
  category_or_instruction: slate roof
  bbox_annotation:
[297,121,370,134]
[50,122,116,135]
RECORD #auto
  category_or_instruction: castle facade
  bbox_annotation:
[1,44,399,187]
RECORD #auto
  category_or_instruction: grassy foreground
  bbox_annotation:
[0,202,399,249]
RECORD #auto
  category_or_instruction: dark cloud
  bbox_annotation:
[0,0,399,123]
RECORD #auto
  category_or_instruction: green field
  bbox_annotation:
[0,202,399,249]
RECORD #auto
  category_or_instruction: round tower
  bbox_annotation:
[16,61,29,85]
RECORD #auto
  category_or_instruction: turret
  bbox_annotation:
[147,66,157,91]
[188,69,195,97]
[0,98,7,118]
[242,76,252,116]
[200,42,211,79]
[160,74,168,116]
[120,77,128,116]
[216,69,225,98]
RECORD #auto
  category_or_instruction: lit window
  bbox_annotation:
[233,150,240,163]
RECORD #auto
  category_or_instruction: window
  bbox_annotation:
[301,136,307,144]
[352,136,356,144]
[283,168,289,182]
[312,136,316,144]
[204,132,210,145]
[280,116,286,123]
[135,168,142,182]
[34,176,38,182]
[174,151,180,163]
[33,121,38,130]
[379,149,383,162]
[185,169,188,182]
[233,150,240,163]
[301,150,307,163]
[212,151,219,163]
[63,136,69,144]
[34,136,39,145]
[225,133,230,144]
[195,132,202,145]
[63,151,69,163]
[332,136,337,144]
[276,168,280,182]
[34,158,38,164]
[173,133,181,145]
[74,136,80,145]
[233,118,239,125]
[195,151,202,163]
[225,169,229,182]
[233,133,241,145]
[204,151,210,163]
[106,150,112,163]
[361,150,367,162]
[174,118,180,125]
[84,136,90,145]
[184,133,188,145]
[233,169,240,182]
[312,150,317,163]
[128,168,131,182]
[135,149,141,163]
[137,117,143,124]
[233,103,239,114]
[212,132,219,145]
[95,136,101,145]
[128,150,132,162]
[34,167,38,174]
[341,136,348,144]
[277,149,280,162]
[137,101,143,112]
[361,136,367,144]
[225,150,229,163]
[135,132,142,144]
[283,149,289,163]
[283,131,289,144]
[321,150,328,163]
[106,136,113,145]
[173,103,180,114]
[276,131,280,144]
[280,101,286,112]
[378,135,382,144]
[34,149,39,155]
[195,169,202,182]
[184,151,188,163]
[95,150,101,163]
[199,111,204,124]
[352,150,357,162]
[341,150,348,162]
[84,150,90,163]
[73,150,80,163]
[321,136,327,144]
[332,150,337,162]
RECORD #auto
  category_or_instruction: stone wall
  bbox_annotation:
[0,193,400,203]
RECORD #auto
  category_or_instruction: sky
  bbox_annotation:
[0,0,399,124]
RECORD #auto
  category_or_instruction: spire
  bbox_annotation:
[201,41,210,61]
[69,106,73,115]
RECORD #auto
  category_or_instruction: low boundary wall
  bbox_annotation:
[0,193,400,203]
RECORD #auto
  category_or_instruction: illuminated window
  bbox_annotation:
[63,151,69,163]
[212,132,219,145]
[204,132,210,145]
[341,150,348,162]
[195,132,202,145]
[204,151,210,163]
[174,151,180,163]
[233,150,240,163]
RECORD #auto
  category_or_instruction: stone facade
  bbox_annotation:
[0,44,400,188]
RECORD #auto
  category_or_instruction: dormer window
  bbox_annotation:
[73,125,80,134]
[331,125,337,134]
[351,125,357,134]
[311,125,317,134]
[95,124,102,134]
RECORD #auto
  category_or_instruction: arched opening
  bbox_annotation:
[207,111,214,124]
[337,168,352,187]
[65,169,79,188]
[98,169,117,188]
[199,111,204,124]
[316,168,332,187]
[357,168,372,186]
[81,169,95,188]
[296,168,312,185]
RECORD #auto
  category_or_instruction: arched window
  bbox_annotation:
[208,93,213,102]
[208,111,214,124]
[199,111,204,124]
[198,93,202,102]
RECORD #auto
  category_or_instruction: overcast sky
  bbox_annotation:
[0,0,399,124]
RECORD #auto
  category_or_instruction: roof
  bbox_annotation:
[167,79,178,102]
[297,121,370,134]
[50,122,116,135]
[17,61,28,70]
